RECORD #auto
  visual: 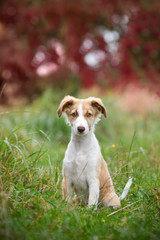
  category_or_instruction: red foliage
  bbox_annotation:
[0,0,160,102]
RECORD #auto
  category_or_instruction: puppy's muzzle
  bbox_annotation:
[77,126,85,133]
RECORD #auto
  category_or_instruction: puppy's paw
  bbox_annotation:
[102,193,121,208]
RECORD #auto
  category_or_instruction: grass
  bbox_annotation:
[0,90,160,240]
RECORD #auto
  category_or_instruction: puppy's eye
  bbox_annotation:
[86,112,92,117]
[71,112,78,117]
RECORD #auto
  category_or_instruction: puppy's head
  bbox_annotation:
[57,96,107,136]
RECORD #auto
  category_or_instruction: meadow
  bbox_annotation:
[0,90,160,240]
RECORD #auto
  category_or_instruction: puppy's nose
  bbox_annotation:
[77,126,85,133]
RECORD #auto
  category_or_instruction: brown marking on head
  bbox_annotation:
[90,97,107,118]
[57,96,82,120]
[66,100,82,123]
[81,100,96,130]
[57,96,107,131]
[81,97,107,120]
[57,96,75,117]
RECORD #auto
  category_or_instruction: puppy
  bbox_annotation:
[57,96,131,208]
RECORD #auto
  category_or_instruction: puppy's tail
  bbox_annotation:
[120,177,133,200]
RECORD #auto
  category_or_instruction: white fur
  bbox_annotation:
[63,101,101,206]
[64,133,101,206]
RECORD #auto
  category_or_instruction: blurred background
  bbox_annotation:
[0,2,160,238]
[0,0,160,104]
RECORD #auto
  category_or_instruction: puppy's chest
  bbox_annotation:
[65,150,90,178]
[64,143,99,183]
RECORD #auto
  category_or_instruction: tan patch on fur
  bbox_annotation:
[81,100,97,129]
[82,98,107,117]
[57,96,107,119]
[98,156,120,207]
[89,97,107,118]
[62,169,69,199]
[65,100,81,123]
[57,96,78,118]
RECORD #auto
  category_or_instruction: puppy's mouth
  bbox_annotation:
[76,131,86,136]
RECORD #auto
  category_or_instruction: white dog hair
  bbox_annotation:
[57,96,132,208]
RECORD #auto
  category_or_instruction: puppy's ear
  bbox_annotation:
[91,98,107,118]
[57,96,75,118]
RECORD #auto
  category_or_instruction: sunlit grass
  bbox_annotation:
[0,90,160,240]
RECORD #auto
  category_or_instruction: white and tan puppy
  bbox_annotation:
[57,96,131,208]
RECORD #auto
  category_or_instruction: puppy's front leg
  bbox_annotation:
[62,175,73,202]
[88,179,99,208]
